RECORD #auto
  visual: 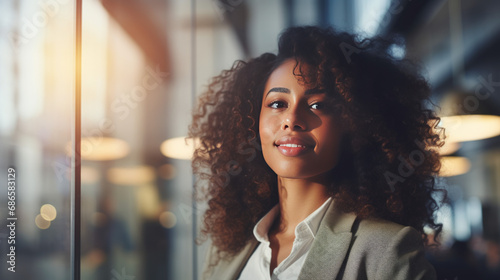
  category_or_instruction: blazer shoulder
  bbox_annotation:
[356,217,411,238]
[353,217,424,253]
[345,218,435,279]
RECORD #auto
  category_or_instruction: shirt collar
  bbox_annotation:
[300,197,332,238]
[252,197,333,243]
[253,204,279,243]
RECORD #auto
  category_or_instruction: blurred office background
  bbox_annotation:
[1,0,500,279]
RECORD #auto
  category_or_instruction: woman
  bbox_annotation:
[190,26,444,280]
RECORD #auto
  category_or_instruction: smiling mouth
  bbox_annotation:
[278,143,307,148]
[275,143,312,156]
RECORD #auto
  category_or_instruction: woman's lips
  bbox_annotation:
[274,136,314,157]
[276,143,311,156]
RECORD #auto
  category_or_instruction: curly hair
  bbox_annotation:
[189,26,445,258]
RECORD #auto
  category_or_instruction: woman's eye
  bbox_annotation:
[269,101,286,109]
[310,102,323,110]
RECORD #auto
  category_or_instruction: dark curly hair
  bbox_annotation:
[189,26,445,258]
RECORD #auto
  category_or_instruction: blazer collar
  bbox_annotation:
[297,200,357,280]
[210,200,357,280]
[208,238,259,280]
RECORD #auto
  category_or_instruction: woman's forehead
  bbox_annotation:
[264,59,322,94]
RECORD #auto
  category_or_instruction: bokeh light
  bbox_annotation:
[35,214,51,230]
[40,204,57,221]
[159,211,177,228]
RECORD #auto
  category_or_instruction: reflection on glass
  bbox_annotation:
[35,214,51,230]
[40,204,57,221]
[0,0,75,279]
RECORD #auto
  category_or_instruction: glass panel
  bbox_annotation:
[0,0,75,279]
[80,0,177,279]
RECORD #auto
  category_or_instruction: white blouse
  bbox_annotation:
[238,197,333,280]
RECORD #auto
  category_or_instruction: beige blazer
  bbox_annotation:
[202,200,437,280]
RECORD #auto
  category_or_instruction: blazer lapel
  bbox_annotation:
[208,238,259,280]
[298,201,357,280]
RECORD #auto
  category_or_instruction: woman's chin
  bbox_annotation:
[273,168,332,181]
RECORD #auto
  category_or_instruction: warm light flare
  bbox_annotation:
[440,156,471,177]
[440,115,500,142]
[35,214,51,230]
[40,204,57,221]
[107,165,155,185]
[160,137,200,160]
[66,137,130,161]
[437,141,461,155]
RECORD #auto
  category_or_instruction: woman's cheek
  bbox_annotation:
[259,118,272,147]
[259,112,278,161]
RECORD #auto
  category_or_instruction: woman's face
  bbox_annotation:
[259,59,345,180]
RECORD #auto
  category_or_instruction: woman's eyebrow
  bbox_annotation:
[265,87,325,97]
[266,87,290,97]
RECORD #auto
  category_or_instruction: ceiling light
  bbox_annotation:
[440,156,471,177]
[437,141,461,155]
[66,137,130,161]
[107,165,155,185]
[160,137,200,160]
[440,115,500,142]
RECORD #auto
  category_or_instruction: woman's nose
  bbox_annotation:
[281,106,307,131]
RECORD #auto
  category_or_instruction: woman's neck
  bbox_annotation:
[271,175,330,237]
